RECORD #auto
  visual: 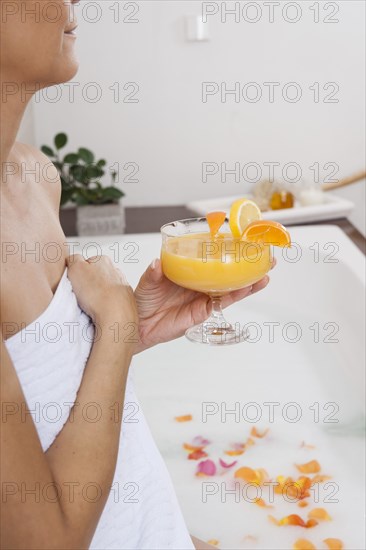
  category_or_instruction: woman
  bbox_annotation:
[0,1,271,548]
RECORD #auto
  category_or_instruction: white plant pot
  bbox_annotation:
[76,201,126,236]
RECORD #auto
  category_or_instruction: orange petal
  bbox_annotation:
[235,466,266,485]
[273,476,293,494]
[280,514,307,527]
[256,468,269,483]
[311,475,332,484]
[323,539,344,550]
[300,441,316,450]
[251,427,269,438]
[183,443,204,452]
[270,514,307,527]
[308,508,332,521]
[175,414,192,422]
[235,466,258,483]
[207,540,219,547]
[293,539,316,550]
[254,498,272,508]
[224,449,245,456]
[206,211,226,238]
[298,500,309,508]
[245,437,256,447]
[268,515,280,525]
[295,460,321,474]
[305,519,318,528]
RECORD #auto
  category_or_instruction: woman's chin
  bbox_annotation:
[47,56,80,86]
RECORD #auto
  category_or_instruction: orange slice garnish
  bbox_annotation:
[241,220,291,247]
[229,198,262,238]
[206,211,226,238]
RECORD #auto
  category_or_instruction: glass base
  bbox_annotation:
[185,322,249,345]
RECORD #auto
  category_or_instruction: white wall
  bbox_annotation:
[24,1,366,233]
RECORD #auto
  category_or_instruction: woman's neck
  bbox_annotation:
[0,86,31,176]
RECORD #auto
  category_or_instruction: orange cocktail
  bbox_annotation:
[160,201,291,345]
[161,231,272,296]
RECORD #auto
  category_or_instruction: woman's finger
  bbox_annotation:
[221,275,270,309]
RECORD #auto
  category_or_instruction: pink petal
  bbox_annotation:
[219,458,238,469]
[192,435,211,447]
[196,459,216,476]
[232,442,246,450]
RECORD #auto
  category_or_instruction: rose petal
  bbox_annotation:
[233,442,247,450]
[183,443,204,452]
[280,515,307,527]
[196,459,216,476]
[251,427,269,438]
[224,449,245,456]
[192,435,211,447]
[308,508,332,521]
[295,460,321,474]
[311,475,332,484]
[175,414,192,422]
[188,449,208,460]
[254,498,272,508]
[323,539,344,550]
[235,467,267,485]
[293,539,316,550]
[305,519,318,529]
[300,441,316,450]
[219,458,238,469]
[269,514,317,528]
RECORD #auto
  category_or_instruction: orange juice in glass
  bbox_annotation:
[161,218,272,344]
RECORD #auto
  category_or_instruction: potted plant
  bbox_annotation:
[42,133,125,236]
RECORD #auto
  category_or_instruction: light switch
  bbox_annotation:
[185,15,209,42]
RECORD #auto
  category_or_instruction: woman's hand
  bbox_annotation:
[66,254,138,328]
[134,258,275,353]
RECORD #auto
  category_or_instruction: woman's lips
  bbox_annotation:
[64,25,78,36]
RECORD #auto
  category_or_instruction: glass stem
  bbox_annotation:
[207,296,229,328]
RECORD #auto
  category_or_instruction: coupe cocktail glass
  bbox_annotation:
[161,217,272,345]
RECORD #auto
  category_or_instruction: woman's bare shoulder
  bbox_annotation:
[13,141,57,169]
[12,141,61,204]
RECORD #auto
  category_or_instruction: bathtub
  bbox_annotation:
[71,224,365,550]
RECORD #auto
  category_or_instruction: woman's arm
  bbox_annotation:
[1,255,138,550]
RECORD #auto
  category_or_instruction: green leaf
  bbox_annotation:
[101,186,124,201]
[41,145,55,157]
[78,147,94,164]
[60,188,75,206]
[97,159,107,167]
[69,164,86,183]
[64,153,79,164]
[85,165,104,180]
[54,133,68,150]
